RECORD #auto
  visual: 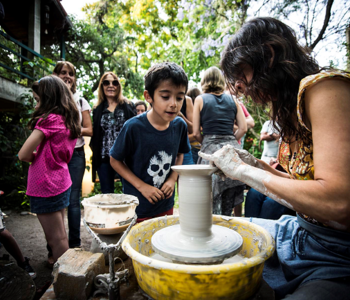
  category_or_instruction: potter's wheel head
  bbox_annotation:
[151,224,243,264]
[171,165,218,176]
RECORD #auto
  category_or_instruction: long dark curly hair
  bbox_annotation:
[220,17,320,141]
[29,76,81,139]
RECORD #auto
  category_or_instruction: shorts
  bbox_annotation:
[30,187,71,214]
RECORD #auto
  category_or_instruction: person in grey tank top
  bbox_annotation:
[193,66,247,216]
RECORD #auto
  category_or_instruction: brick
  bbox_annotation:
[52,249,104,300]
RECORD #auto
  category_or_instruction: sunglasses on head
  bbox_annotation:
[102,80,119,87]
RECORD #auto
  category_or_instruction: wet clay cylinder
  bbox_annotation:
[178,166,214,238]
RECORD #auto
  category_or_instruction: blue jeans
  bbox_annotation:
[245,188,294,219]
[67,149,86,248]
[191,146,200,164]
[182,151,194,165]
[97,161,119,194]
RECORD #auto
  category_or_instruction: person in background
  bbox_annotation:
[260,120,279,164]
[18,76,80,263]
[245,119,293,219]
[52,61,92,257]
[178,95,194,165]
[0,191,36,278]
[186,87,202,163]
[110,62,190,223]
[245,186,295,219]
[202,17,350,300]
[135,100,147,115]
[193,66,247,217]
[230,96,255,216]
[237,100,255,148]
[227,87,255,147]
[90,72,136,193]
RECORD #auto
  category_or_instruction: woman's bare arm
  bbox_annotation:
[80,110,93,136]
[233,98,247,141]
[193,96,203,143]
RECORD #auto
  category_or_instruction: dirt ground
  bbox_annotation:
[0,209,92,291]
[0,207,179,295]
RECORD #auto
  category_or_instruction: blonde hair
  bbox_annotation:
[53,61,77,94]
[200,66,225,94]
[97,72,125,107]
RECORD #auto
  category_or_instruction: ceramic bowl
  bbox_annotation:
[82,194,138,235]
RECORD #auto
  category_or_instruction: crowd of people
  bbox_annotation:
[1,16,348,300]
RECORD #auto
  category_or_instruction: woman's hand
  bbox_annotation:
[199,145,247,180]
[233,148,265,169]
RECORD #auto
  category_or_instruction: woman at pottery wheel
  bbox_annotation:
[200,17,350,300]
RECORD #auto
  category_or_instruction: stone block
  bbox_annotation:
[52,249,104,300]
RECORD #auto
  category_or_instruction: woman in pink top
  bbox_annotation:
[18,76,80,262]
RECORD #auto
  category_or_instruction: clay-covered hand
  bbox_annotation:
[139,184,165,204]
[233,148,264,169]
[161,178,175,199]
[198,145,247,181]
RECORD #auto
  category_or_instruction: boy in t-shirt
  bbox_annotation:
[110,62,190,222]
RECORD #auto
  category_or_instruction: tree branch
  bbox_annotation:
[310,0,334,50]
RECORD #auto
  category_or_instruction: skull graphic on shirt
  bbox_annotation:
[147,151,172,188]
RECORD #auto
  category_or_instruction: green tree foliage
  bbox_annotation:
[43,15,144,100]
[85,0,244,81]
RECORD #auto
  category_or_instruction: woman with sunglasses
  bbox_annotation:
[90,72,136,193]
[49,61,92,264]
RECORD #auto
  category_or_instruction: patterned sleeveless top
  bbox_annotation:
[278,71,350,226]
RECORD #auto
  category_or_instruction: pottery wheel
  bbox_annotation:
[151,224,243,264]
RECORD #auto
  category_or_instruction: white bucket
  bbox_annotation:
[82,194,139,235]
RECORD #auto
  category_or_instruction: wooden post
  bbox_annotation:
[28,0,41,56]
[346,26,350,71]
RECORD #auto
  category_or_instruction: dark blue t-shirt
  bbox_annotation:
[109,112,190,218]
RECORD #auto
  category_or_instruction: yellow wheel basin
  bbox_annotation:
[122,215,275,300]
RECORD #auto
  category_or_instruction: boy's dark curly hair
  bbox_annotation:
[144,62,188,100]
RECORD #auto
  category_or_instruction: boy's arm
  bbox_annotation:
[18,129,45,162]
[161,153,184,199]
[110,157,164,204]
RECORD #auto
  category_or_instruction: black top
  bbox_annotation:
[89,100,136,182]
[180,96,187,117]
[200,93,237,135]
